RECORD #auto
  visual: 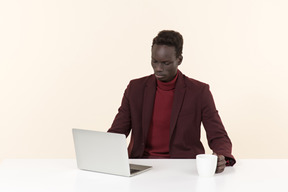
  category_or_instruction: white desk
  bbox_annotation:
[0,159,287,192]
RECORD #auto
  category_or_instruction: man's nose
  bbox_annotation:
[154,63,164,71]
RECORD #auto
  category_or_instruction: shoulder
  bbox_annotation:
[128,74,155,87]
[181,74,209,89]
[123,74,155,96]
[180,74,213,101]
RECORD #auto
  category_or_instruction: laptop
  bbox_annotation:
[72,128,152,177]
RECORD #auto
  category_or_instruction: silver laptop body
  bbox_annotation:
[72,128,152,177]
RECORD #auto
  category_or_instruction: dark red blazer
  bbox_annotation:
[108,71,235,165]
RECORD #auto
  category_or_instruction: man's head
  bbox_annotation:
[151,30,183,82]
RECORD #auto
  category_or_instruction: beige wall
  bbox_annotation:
[1,0,288,162]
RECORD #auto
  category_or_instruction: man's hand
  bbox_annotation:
[213,152,226,173]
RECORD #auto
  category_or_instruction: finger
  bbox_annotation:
[217,155,225,162]
[216,163,226,173]
[216,161,225,172]
[213,154,225,166]
[217,160,226,167]
[215,154,226,173]
[218,157,226,167]
[216,165,225,173]
[212,152,224,160]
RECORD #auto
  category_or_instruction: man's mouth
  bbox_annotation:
[155,74,165,78]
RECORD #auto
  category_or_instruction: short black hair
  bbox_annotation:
[152,30,183,58]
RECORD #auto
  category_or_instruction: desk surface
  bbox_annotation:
[0,159,287,192]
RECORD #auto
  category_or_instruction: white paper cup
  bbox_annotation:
[196,154,217,177]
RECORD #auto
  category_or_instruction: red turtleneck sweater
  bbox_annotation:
[144,72,179,158]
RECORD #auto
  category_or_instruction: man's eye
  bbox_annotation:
[163,62,170,65]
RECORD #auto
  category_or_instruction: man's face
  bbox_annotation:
[151,44,182,82]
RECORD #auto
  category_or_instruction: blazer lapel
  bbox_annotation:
[170,72,186,139]
[142,76,156,142]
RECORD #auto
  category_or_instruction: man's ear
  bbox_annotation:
[177,55,183,66]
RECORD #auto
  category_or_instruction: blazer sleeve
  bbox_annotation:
[201,85,236,166]
[107,83,132,137]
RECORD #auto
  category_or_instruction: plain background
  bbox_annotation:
[1,0,288,162]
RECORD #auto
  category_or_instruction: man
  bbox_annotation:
[108,30,235,173]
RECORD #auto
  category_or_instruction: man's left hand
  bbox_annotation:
[213,152,226,173]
